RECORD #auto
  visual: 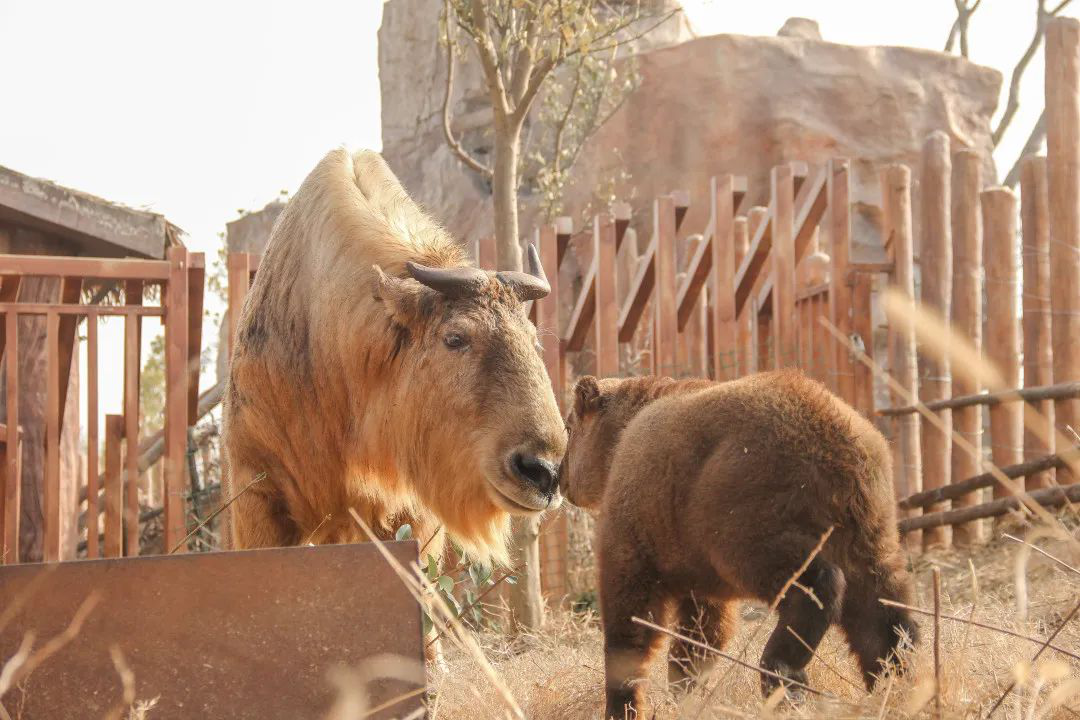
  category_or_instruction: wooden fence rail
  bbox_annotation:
[0,249,203,563]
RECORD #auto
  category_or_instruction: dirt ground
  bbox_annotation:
[430,515,1080,719]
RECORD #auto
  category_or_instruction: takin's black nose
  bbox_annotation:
[511,452,559,496]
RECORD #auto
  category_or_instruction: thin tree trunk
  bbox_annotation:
[508,516,544,629]
[492,118,524,273]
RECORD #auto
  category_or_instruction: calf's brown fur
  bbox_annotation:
[561,371,917,717]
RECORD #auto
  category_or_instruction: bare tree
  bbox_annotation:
[944,0,982,57]
[944,0,1075,185]
[440,0,677,630]
[441,0,676,271]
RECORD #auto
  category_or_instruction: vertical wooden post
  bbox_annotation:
[3,311,18,562]
[920,133,953,549]
[1046,17,1080,483]
[654,196,678,377]
[536,227,564,409]
[226,252,251,365]
[1020,156,1055,489]
[730,217,749,378]
[829,158,855,403]
[594,216,619,378]
[743,207,768,375]
[103,414,123,558]
[187,255,206,426]
[851,272,875,418]
[85,310,99,559]
[711,176,737,381]
[882,164,922,512]
[772,165,796,368]
[165,247,191,553]
[124,283,142,556]
[44,311,60,562]
[951,149,984,546]
[983,187,1024,502]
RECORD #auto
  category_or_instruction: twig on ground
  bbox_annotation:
[785,625,864,692]
[348,508,525,719]
[880,599,1080,662]
[169,472,265,554]
[1003,532,1080,577]
[631,616,831,698]
[427,571,514,649]
[985,598,1080,717]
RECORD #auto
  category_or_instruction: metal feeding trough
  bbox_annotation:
[0,541,425,719]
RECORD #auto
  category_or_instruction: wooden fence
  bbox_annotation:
[59,18,1070,600]
[0,248,204,562]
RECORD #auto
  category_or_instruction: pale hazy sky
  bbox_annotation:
[0,0,1053,429]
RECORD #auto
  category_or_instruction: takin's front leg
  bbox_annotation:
[227,464,300,549]
[667,595,738,694]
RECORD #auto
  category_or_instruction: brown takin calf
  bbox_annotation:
[560,370,917,718]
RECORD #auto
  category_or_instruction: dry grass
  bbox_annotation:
[431,518,1080,719]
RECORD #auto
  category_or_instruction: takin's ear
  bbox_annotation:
[371,265,429,327]
[573,375,602,417]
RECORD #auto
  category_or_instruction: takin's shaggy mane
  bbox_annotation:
[222,148,565,564]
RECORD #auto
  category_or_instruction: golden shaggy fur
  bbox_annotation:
[222,149,565,563]
[561,371,917,718]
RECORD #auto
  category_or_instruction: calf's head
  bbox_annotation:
[373,246,566,527]
[560,375,626,510]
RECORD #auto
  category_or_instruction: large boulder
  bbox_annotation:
[561,31,1000,263]
[378,11,1001,266]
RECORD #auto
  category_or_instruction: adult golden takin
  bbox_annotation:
[222,148,565,565]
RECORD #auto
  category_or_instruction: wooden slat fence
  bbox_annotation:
[0,249,204,562]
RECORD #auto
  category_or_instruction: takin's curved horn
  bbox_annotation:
[496,244,550,301]
[405,261,489,298]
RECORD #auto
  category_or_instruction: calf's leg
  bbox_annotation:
[667,596,737,693]
[757,558,844,697]
[600,555,668,718]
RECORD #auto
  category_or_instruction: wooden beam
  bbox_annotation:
[164,247,190,552]
[1020,156,1055,490]
[882,164,922,507]
[899,447,1080,511]
[44,311,61,561]
[1046,18,1080,484]
[85,310,99,559]
[54,277,82,441]
[534,227,564,411]
[616,236,655,343]
[2,312,18,562]
[0,275,21,359]
[654,196,679,377]
[564,260,596,353]
[103,414,124,558]
[187,254,206,425]
[984,187,1024,503]
[950,149,985,546]
[828,158,854,403]
[709,176,737,381]
[594,216,619,377]
[771,165,796,368]
[918,132,953,549]
[899,482,1080,534]
[0,254,171,281]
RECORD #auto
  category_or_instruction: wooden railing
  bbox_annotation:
[0,248,204,562]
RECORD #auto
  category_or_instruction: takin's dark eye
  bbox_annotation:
[443,332,469,350]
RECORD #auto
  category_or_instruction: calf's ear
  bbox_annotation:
[573,375,602,417]
[372,265,429,327]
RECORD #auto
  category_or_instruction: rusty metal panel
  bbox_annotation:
[0,541,425,719]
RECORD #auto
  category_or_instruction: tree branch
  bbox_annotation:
[993,0,1053,147]
[442,0,492,177]
[1003,108,1047,188]
[551,61,586,175]
[511,56,556,127]
[464,0,511,118]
